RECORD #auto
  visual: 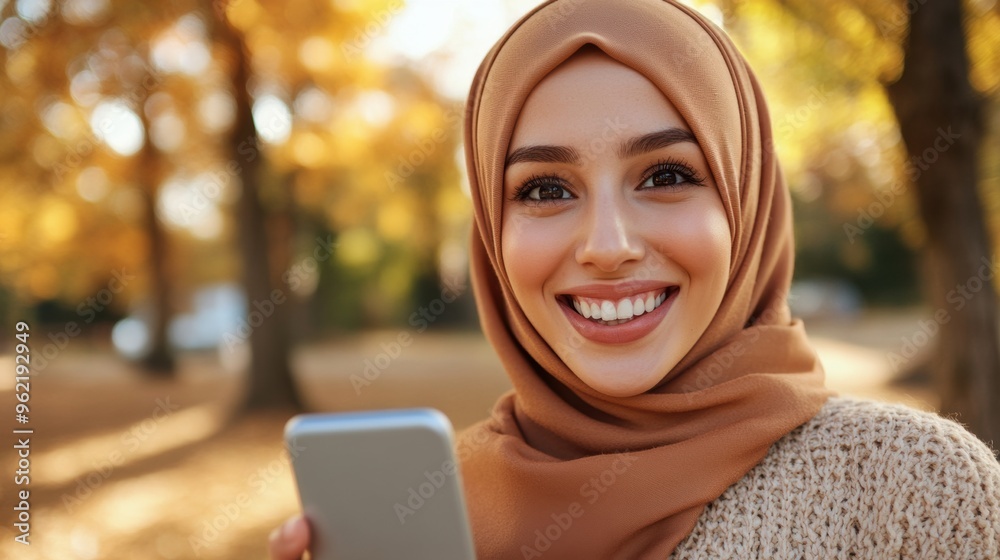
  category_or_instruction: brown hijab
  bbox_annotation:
[456,0,835,557]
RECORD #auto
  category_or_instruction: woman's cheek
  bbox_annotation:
[694,210,731,266]
[646,200,730,281]
[678,203,732,290]
[501,213,560,302]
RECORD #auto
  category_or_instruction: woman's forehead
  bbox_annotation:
[507,47,690,153]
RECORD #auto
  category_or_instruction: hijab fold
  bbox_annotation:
[457,1,834,557]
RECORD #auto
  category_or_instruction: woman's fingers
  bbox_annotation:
[268,515,311,560]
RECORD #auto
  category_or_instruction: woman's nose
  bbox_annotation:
[575,197,644,272]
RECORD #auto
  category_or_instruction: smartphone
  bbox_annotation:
[284,408,477,560]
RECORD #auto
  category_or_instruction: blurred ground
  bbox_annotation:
[0,310,940,559]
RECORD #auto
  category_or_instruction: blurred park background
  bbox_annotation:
[0,0,998,557]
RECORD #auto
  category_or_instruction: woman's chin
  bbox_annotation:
[572,367,663,397]
[555,331,682,397]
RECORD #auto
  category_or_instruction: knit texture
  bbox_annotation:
[669,396,1000,559]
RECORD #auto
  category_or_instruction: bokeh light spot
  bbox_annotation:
[90,100,145,156]
[76,166,109,202]
[16,0,51,25]
[252,95,291,145]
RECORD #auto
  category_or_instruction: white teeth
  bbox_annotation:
[568,289,673,325]
[616,298,633,321]
[600,301,616,321]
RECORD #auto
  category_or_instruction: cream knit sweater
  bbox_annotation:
[670,396,1000,559]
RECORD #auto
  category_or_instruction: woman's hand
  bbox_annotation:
[268,515,310,560]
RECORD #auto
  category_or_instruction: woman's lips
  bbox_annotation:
[558,286,678,344]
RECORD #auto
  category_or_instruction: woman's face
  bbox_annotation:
[501,49,732,397]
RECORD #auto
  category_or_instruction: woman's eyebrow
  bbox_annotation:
[505,145,580,167]
[617,127,697,159]
[504,127,697,167]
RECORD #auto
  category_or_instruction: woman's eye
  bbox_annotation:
[530,183,571,200]
[640,162,705,190]
[514,178,573,202]
[646,170,685,187]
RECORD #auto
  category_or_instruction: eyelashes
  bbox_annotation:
[509,172,573,202]
[641,158,708,189]
[508,158,708,204]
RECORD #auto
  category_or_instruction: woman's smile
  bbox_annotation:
[567,288,671,324]
[557,281,678,343]
[501,46,732,397]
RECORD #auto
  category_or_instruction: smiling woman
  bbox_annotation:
[268,1,1000,559]
[455,0,839,554]
[502,47,731,396]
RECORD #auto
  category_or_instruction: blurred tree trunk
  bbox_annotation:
[886,0,1000,446]
[273,170,305,338]
[137,117,176,376]
[211,4,302,410]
